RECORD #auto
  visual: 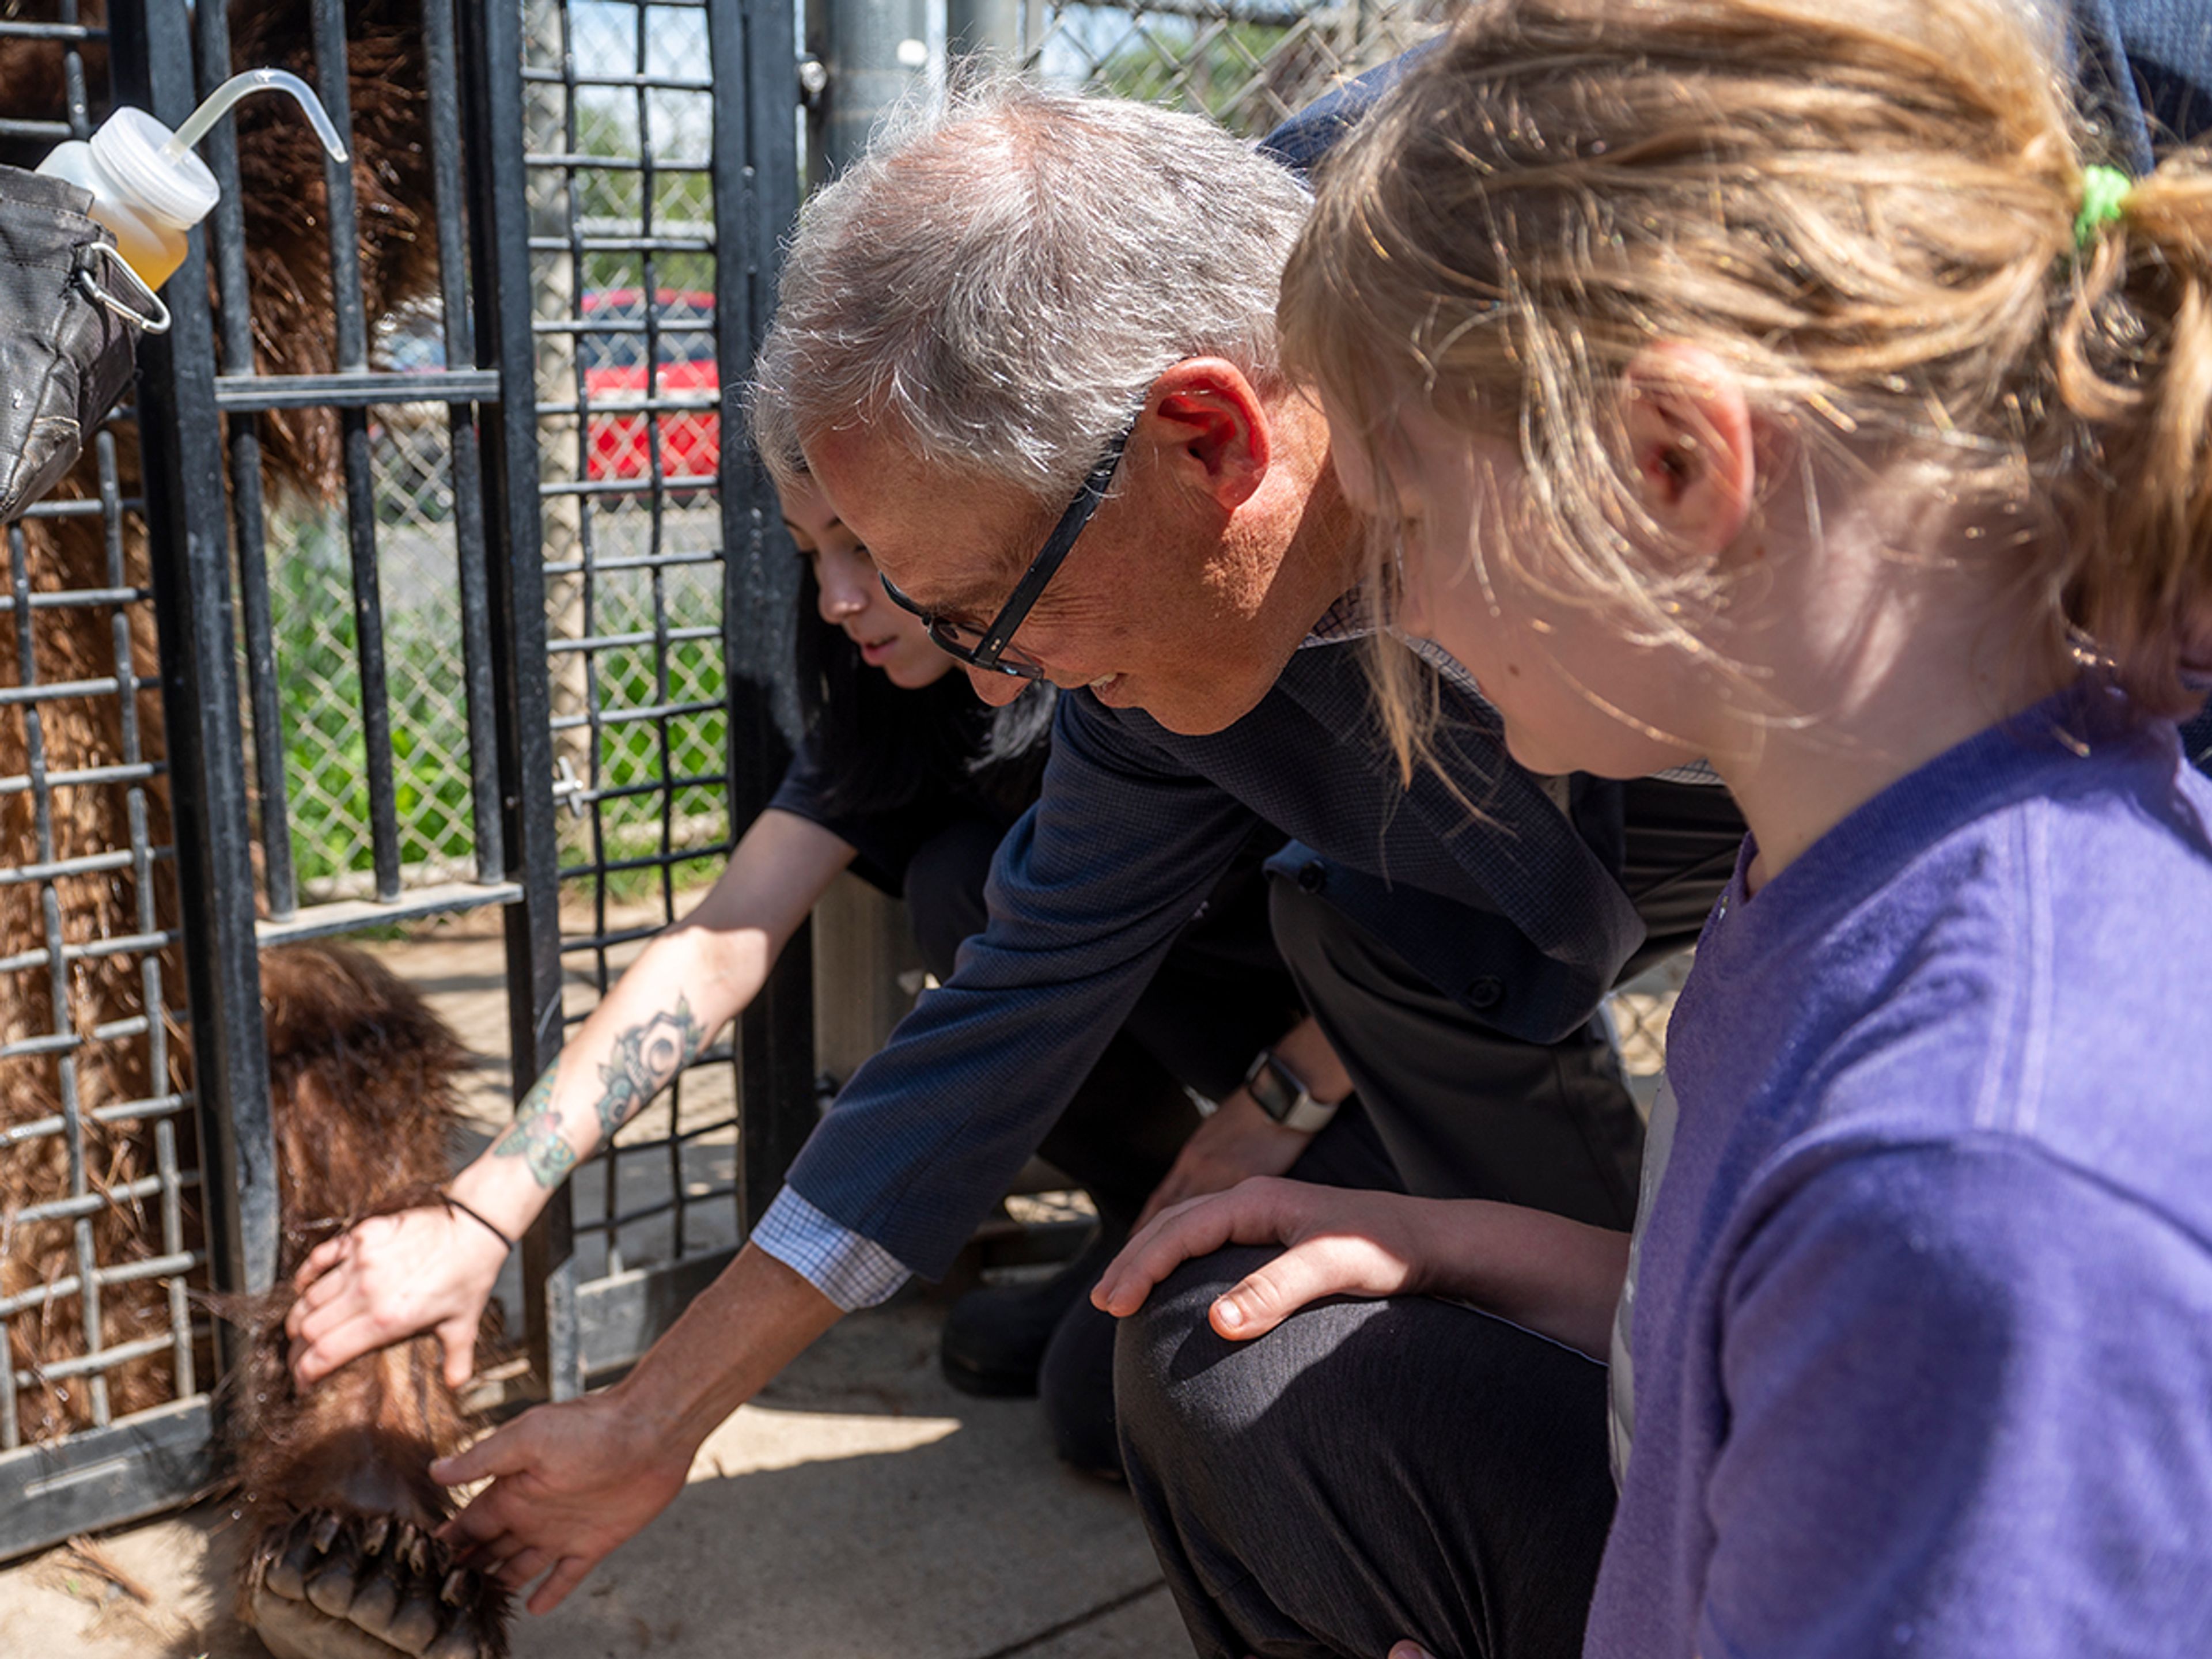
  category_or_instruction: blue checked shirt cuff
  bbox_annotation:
[752,1187,912,1312]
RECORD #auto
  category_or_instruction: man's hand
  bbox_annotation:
[287,1205,510,1389]
[421,1242,842,1615]
[1096,1177,1438,1339]
[431,1385,694,1615]
[1134,1086,1313,1229]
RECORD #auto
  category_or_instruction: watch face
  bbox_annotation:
[1251,1066,1284,1119]
[1246,1048,1338,1132]
[1247,1055,1301,1123]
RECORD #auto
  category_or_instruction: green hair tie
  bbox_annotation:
[2074,164,2134,249]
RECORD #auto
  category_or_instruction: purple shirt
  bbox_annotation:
[1585,684,2212,1658]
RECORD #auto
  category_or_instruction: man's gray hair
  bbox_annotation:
[749,81,1312,503]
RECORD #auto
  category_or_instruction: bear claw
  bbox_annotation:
[246,1506,507,1659]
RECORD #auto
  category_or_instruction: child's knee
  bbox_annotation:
[1111,1245,1279,1459]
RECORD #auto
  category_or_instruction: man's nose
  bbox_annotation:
[965,665,1027,706]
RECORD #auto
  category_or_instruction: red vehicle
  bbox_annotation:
[579,288,719,491]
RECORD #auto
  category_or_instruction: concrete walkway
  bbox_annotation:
[0,1297,1183,1657]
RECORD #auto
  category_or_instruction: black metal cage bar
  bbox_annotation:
[461,0,573,1399]
[3,0,808,1561]
[517,0,804,1390]
[710,0,816,1238]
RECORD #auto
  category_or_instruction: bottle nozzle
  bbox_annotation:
[161,68,349,165]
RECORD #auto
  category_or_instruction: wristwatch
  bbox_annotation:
[1243,1047,1339,1134]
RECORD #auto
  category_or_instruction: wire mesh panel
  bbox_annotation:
[1026,0,1441,135]
[268,388,487,902]
[196,0,515,941]
[0,6,212,1556]
[518,0,805,1391]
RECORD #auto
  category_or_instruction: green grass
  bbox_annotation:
[266,515,734,900]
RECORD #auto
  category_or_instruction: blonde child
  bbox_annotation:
[1097,2,2212,1654]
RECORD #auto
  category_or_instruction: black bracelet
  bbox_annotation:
[441,1191,516,1252]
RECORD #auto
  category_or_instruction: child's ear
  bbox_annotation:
[1619,343,1754,562]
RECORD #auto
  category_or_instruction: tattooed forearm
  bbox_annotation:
[484,997,705,1188]
[491,1059,577,1187]
[592,997,708,1138]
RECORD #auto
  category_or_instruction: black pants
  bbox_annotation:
[1030,877,1645,1482]
[1103,782,1741,1651]
[936,780,1742,1479]
[1115,1246,1616,1659]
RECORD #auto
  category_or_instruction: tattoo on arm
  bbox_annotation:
[486,997,706,1190]
[492,1060,576,1187]
[593,996,709,1138]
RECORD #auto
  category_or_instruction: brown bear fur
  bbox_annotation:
[229,944,508,1659]
[0,0,440,1444]
[0,9,510,1653]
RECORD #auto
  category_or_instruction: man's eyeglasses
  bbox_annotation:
[879,420,1135,680]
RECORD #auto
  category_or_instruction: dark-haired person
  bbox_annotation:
[282,472,1307,1479]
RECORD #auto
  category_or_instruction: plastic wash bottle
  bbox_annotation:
[35,68,349,289]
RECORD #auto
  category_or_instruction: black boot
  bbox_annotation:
[940,1225,1125,1398]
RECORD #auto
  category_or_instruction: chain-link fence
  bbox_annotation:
[255,0,1446,902]
[264,385,482,902]
[1029,0,1441,134]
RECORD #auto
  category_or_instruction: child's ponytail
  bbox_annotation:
[2052,156,2212,714]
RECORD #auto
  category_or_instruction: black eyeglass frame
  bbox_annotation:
[878,420,1135,679]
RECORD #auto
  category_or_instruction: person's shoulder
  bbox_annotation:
[1840,725,2212,1047]
[1259,40,1441,175]
[1717,738,2212,1210]
[1978,730,2212,1113]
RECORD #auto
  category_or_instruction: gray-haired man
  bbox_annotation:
[422,83,1739,1611]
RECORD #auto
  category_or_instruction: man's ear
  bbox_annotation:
[1619,342,1754,562]
[1141,358,1269,512]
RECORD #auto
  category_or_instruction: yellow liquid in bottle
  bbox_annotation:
[36,137,195,289]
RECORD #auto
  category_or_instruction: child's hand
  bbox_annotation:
[287,1204,510,1388]
[1092,1177,1438,1339]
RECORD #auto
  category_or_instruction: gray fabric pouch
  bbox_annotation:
[0,162,162,522]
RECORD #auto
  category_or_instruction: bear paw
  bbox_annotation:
[245,1507,509,1659]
